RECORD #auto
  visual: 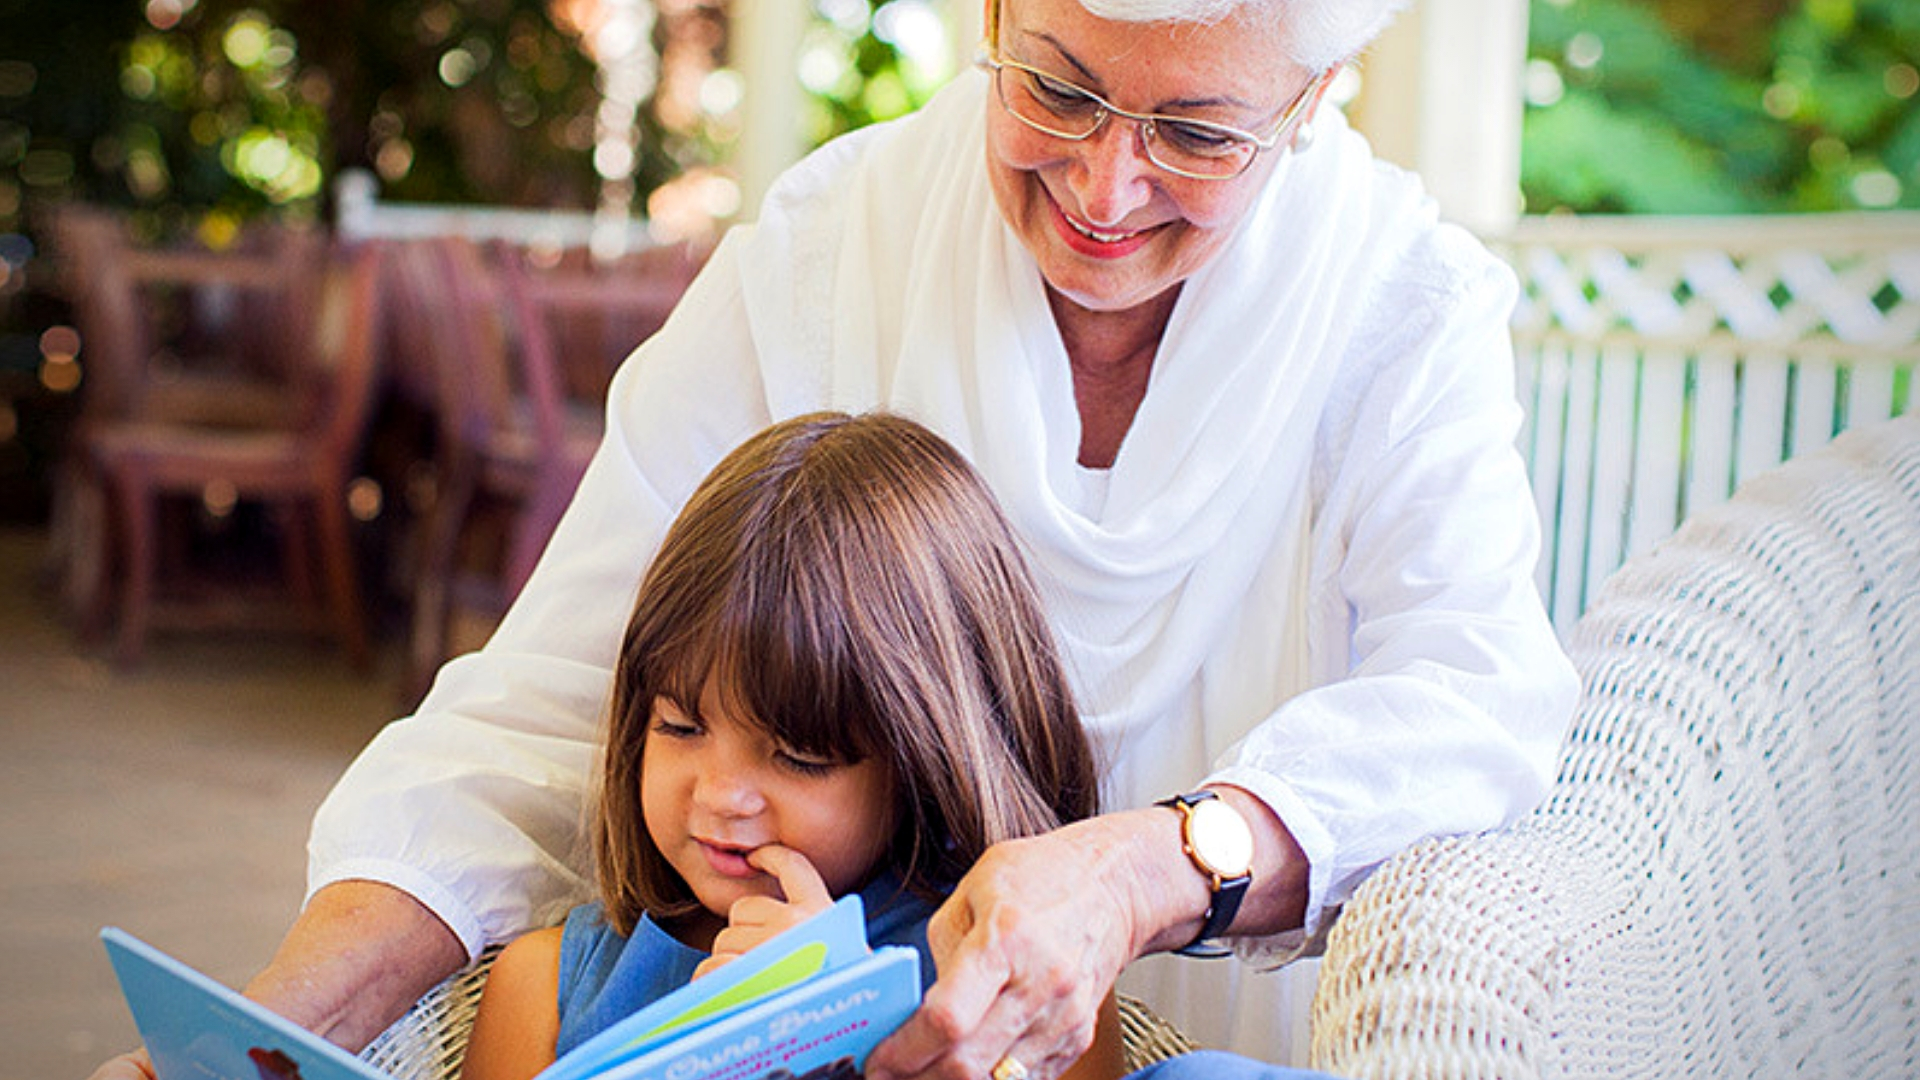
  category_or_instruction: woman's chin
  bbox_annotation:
[1041,267,1179,318]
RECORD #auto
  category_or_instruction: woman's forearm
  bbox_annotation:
[243,880,467,1051]
[1101,786,1308,958]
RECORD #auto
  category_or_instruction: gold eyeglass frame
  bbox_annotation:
[979,5,1332,181]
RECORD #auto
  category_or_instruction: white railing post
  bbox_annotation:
[1496,212,1920,635]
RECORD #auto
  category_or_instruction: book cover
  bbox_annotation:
[536,896,920,1080]
[101,928,388,1080]
[104,895,921,1080]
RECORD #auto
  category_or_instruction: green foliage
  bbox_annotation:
[802,0,957,148]
[1525,90,1759,213]
[109,13,329,219]
[1524,0,1920,213]
[0,0,715,244]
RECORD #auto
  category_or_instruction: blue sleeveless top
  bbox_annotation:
[552,872,941,1057]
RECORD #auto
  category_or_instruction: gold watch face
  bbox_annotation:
[1186,798,1254,878]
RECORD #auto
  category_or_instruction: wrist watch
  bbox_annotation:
[1155,790,1254,958]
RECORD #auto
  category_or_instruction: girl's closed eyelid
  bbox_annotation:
[770,737,851,775]
[774,752,839,777]
[648,715,702,738]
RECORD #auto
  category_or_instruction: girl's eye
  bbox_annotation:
[649,717,701,740]
[774,747,841,777]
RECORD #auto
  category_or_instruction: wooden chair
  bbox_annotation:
[49,206,320,425]
[492,239,702,589]
[45,207,320,622]
[1309,413,1920,1079]
[397,236,703,700]
[81,239,390,666]
[387,236,591,699]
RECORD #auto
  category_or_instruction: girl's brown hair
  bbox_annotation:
[593,411,1099,933]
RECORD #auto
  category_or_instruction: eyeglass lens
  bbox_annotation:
[995,64,1261,179]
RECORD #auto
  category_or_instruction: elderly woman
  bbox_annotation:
[97,1,1576,1078]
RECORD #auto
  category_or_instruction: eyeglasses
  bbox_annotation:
[979,50,1326,181]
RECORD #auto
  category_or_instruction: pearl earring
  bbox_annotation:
[1292,122,1316,152]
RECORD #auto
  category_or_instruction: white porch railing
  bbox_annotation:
[329,172,1920,638]
[332,170,663,254]
[1496,212,1920,634]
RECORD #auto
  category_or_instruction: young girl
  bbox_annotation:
[460,411,1126,1080]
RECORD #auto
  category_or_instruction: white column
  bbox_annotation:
[731,0,811,221]
[947,0,984,65]
[1347,0,1528,235]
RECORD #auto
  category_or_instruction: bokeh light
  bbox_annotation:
[201,479,239,519]
[222,16,272,69]
[347,477,384,523]
[39,325,80,360]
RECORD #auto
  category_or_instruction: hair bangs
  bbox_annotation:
[698,511,887,768]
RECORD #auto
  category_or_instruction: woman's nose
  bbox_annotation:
[1068,117,1155,225]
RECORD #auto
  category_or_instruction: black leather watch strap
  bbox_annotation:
[1156,791,1252,958]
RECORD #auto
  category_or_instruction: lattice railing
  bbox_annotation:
[1492,212,1920,634]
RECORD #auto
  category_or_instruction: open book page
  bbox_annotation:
[105,895,921,1080]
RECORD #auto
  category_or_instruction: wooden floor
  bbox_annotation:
[0,527,398,1079]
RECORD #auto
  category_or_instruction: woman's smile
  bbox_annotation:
[1047,187,1158,258]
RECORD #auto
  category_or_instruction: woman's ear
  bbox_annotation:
[1292,63,1345,151]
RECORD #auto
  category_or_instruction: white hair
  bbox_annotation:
[1074,0,1412,71]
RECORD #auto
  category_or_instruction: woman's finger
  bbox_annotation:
[875,943,1094,1080]
[87,1049,157,1080]
[868,827,1138,1080]
[866,887,1003,1079]
[951,917,1103,1080]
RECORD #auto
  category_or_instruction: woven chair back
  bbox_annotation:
[1312,413,1920,1079]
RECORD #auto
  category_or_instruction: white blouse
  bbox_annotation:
[310,71,1577,1065]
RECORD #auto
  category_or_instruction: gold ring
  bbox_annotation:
[991,1056,1030,1080]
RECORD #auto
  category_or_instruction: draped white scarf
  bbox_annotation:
[733,71,1434,819]
[685,70,1453,1064]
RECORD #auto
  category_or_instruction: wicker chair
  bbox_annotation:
[1309,413,1920,1079]
[360,952,1198,1080]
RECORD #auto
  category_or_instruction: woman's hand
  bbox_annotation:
[866,792,1309,1080]
[864,813,1178,1080]
[693,844,834,979]
[86,1049,156,1080]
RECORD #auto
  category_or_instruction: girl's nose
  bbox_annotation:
[693,766,766,818]
[1067,117,1156,226]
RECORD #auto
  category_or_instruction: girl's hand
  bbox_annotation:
[693,844,834,979]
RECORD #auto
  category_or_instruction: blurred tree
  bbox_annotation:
[0,0,731,246]
[1524,0,1920,213]
[799,0,956,148]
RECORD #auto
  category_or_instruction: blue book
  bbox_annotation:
[104,895,921,1080]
